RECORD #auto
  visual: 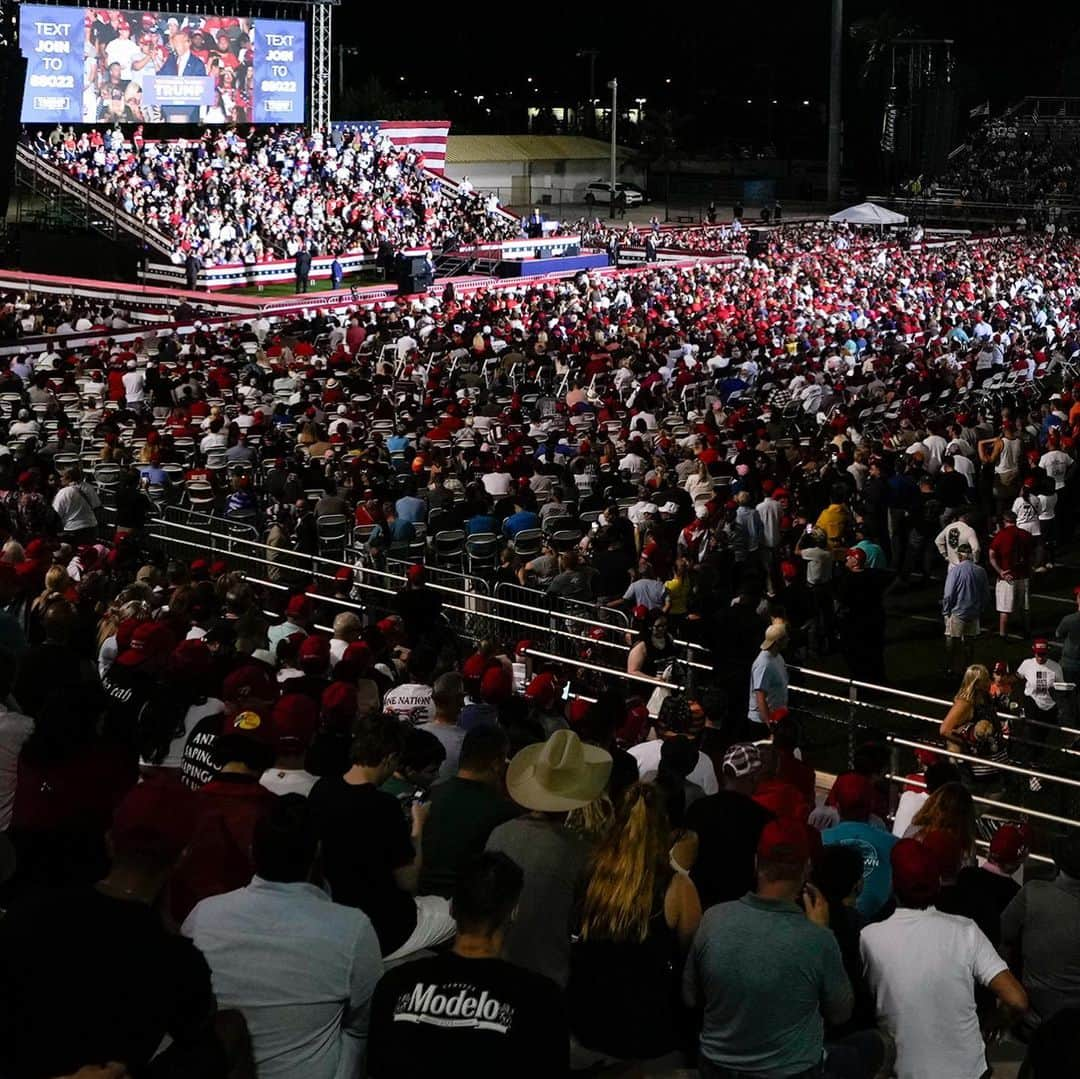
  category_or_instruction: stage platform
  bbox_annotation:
[493,252,609,277]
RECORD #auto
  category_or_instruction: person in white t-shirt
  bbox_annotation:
[1016,640,1062,718]
[922,430,948,473]
[136,640,224,773]
[862,838,1028,1079]
[383,680,435,726]
[1012,485,1041,540]
[1016,639,1064,789]
[9,410,39,439]
[934,513,981,567]
[949,452,976,488]
[1035,486,1058,571]
[481,468,513,498]
[629,733,718,795]
[52,468,101,543]
[628,699,718,794]
[1038,441,1071,491]
[105,22,144,80]
[891,758,957,839]
[121,360,145,409]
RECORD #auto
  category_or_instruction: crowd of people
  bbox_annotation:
[27,124,521,268]
[0,218,1079,1076]
[581,218,921,260]
[83,9,259,124]
[909,119,1080,209]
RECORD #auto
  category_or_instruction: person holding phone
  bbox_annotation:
[684,819,862,1079]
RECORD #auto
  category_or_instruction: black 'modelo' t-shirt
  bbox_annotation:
[367,954,568,1078]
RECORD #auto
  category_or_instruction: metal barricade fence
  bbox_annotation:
[386,557,493,642]
[492,582,631,660]
[147,515,1080,850]
[148,516,629,654]
[781,671,1080,835]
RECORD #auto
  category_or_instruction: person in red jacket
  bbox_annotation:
[168,707,275,923]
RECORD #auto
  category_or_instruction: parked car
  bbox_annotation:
[583,181,646,206]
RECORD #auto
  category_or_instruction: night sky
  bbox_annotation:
[336,1,1080,160]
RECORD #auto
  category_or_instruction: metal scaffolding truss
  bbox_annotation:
[310,1,335,133]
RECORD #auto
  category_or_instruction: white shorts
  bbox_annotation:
[383,895,455,962]
[945,614,980,639]
[995,577,1029,614]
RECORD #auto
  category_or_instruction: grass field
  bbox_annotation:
[221,272,386,299]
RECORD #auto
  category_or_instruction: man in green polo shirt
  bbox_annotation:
[683,820,854,1078]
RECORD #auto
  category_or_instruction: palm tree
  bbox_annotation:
[848,11,921,85]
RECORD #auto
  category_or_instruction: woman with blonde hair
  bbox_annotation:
[906,781,978,861]
[97,594,153,676]
[684,459,714,506]
[565,792,614,838]
[27,566,77,645]
[568,781,701,1064]
[33,566,75,610]
[297,421,317,447]
[941,664,992,731]
[941,664,1008,785]
[96,587,153,651]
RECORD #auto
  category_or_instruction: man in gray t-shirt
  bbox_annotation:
[418,673,468,779]
[485,815,589,987]
[1001,838,1080,1022]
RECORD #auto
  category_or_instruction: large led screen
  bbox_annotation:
[19,6,306,125]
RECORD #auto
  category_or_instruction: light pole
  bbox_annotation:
[635,96,646,123]
[827,0,843,204]
[608,77,618,219]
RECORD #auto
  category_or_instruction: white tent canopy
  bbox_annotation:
[828,202,908,225]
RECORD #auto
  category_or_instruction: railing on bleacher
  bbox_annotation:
[142,511,1080,865]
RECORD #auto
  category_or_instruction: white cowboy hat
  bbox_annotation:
[505,729,612,812]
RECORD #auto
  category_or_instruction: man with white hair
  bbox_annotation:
[9,411,39,440]
[330,611,363,665]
